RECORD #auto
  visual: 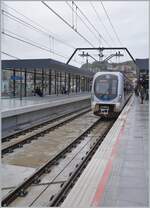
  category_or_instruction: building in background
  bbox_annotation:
[136,58,149,78]
[135,58,149,90]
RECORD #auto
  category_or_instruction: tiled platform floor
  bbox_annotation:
[100,97,148,207]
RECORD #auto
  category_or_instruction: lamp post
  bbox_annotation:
[20,68,22,100]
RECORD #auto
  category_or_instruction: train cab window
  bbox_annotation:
[94,74,118,100]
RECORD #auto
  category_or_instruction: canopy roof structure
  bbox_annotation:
[2,58,94,77]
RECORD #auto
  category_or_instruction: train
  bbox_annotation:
[91,71,133,118]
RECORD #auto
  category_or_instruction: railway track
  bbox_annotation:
[2,106,90,143]
[2,117,115,207]
[2,97,132,206]
[2,107,91,156]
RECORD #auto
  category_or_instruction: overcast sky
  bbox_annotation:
[1,1,149,67]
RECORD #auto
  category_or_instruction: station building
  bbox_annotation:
[2,58,94,98]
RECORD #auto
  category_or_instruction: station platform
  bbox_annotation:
[1,93,90,138]
[62,95,149,207]
[1,92,90,118]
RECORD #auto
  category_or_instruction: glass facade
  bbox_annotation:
[2,69,13,98]
[1,67,91,98]
[26,72,34,96]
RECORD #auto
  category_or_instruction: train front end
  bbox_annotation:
[91,72,123,118]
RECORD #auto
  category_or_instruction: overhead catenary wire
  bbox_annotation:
[72,1,111,47]
[41,1,95,47]
[3,12,53,43]
[99,0,122,46]
[2,11,77,61]
[90,2,114,44]
[65,2,101,45]
[3,29,53,52]
[2,10,54,39]
[2,30,82,65]
[2,3,95,66]
[2,30,69,59]
[1,51,20,59]
[4,29,58,52]
[2,10,75,49]
[3,3,75,49]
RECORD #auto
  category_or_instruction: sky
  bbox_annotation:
[1,1,149,67]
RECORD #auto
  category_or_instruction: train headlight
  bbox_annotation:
[118,94,122,101]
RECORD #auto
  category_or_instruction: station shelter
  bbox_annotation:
[1,58,94,98]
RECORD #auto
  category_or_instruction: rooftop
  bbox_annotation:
[2,58,94,77]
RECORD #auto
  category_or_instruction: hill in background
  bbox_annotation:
[81,60,137,81]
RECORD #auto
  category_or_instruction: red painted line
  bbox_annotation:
[91,158,113,207]
[91,121,126,206]
[110,124,125,158]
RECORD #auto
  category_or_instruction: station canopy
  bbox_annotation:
[2,58,94,77]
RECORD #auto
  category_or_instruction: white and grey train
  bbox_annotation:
[91,71,133,118]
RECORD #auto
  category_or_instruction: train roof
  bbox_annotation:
[93,71,132,83]
[94,71,123,77]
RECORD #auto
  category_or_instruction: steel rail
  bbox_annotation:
[49,121,114,206]
[2,96,133,206]
[49,96,133,206]
[2,117,101,206]
[2,106,90,142]
[2,107,91,156]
